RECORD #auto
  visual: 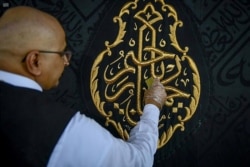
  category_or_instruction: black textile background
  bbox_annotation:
[1,0,249,166]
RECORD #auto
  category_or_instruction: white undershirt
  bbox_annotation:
[0,70,160,167]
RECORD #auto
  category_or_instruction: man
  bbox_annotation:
[0,6,167,167]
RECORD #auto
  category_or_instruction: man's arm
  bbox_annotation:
[47,78,166,167]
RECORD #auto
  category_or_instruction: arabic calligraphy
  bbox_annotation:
[90,0,201,148]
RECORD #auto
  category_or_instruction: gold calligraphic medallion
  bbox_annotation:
[90,0,200,149]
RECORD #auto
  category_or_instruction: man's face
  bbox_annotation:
[39,50,67,90]
[35,33,69,90]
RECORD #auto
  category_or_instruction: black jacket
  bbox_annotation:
[0,81,76,167]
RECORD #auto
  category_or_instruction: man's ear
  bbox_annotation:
[25,50,42,76]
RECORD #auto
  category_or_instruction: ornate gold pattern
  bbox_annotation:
[90,0,200,148]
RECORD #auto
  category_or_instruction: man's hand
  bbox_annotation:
[144,78,167,110]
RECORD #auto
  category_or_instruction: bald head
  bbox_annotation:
[0,6,65,57]
[0,6,67,89]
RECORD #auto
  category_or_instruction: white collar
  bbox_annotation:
[0,70,42,92]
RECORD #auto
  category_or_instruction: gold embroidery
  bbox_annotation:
[90,0,200,149]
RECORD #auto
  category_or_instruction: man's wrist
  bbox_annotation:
[145,98,162,110]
